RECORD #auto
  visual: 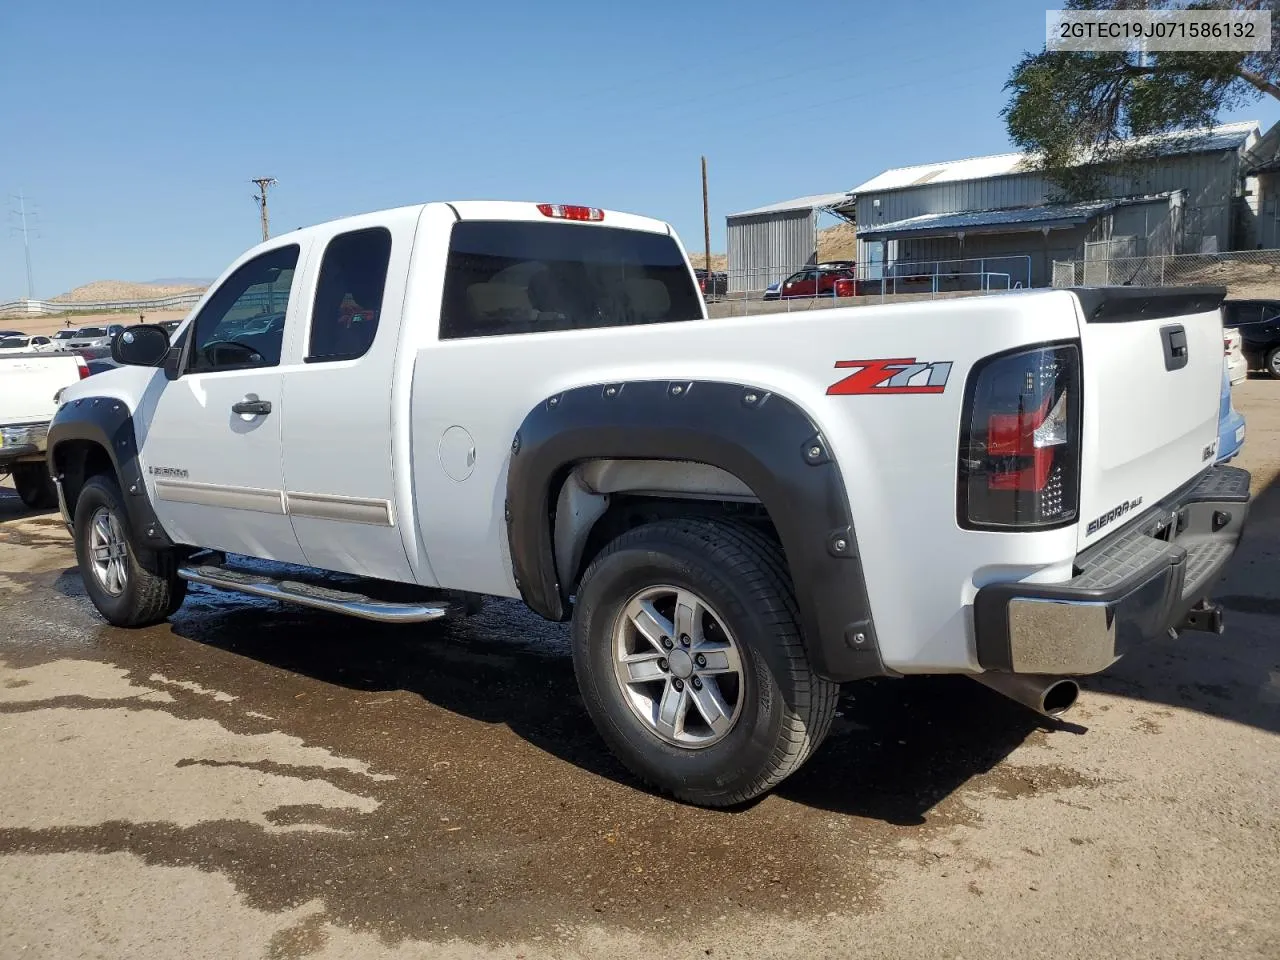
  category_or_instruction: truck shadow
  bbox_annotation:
[0,483,54,523]
[155,585,1050,824]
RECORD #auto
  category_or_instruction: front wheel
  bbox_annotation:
[72,474,187,627]
[571,518,838,807]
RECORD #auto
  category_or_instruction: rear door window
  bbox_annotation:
[439,220,702,339]
[307,227,392,362]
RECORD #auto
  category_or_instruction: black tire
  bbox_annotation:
[571,517,839,807]
[1266,346,1280,379]
[72,474,187,627]
[11,463,58,510]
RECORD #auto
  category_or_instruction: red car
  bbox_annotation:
[764,266,855,300]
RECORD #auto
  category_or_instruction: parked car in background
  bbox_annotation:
[0,329,27,339]
[0,335,55,354]
[762,266,855,300]
[50,330,79,349]
[1222,299,1280,377]
[1217,366,1246,464]
[1224,327,1247,385]
[693,268,728,300]
[65,324,125,352]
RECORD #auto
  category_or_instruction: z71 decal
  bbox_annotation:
[826,358,953,396]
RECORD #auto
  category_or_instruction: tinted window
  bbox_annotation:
[308,227,391,362]
[33,337,49,345]
[188,245,299,372]
[439,221,702,339]
[76,327,107,337]
[0,338,27,348]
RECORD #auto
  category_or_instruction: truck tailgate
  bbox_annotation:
[1075,287,1226,550]
[0,355,82,425]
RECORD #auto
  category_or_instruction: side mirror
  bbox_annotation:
[112,324,170,367]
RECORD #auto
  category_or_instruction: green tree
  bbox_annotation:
[1003,0,1280,197]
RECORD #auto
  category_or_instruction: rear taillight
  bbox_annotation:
[76,356,90,379]
[536,203,604,221]
[958,343,1080,530]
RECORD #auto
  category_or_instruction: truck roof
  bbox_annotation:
[287,201,675,241]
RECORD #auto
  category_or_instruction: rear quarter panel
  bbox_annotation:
[402,276,1084,673]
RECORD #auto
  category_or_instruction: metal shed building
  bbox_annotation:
[847,122,1260,288]
[725,192,852,293]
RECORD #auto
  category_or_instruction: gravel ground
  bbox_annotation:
[0,380,1277,960]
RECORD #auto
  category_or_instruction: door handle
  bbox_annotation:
[231,397,272,416]
[1161,324,1189,371]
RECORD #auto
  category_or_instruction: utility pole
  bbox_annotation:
[701,156,711,281]
[14,191,35,300]
[251,177,277,242]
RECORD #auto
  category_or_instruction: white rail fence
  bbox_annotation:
[0,291,205,318]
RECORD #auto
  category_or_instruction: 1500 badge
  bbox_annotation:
[826,358,953,396]
[1087,496,1144,537]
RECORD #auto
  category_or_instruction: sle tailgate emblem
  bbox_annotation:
[827,358,953,396]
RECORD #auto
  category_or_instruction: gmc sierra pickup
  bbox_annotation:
[46,200,1249,806]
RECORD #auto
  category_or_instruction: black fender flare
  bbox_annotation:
[505,379,886,682]
[46,396,174,551]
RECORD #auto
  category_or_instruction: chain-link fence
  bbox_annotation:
[708,255,1032,306]
[1052,249,1280,299]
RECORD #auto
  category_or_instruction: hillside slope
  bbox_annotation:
[53,280,207,303]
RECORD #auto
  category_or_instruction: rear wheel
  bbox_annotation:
[73,474,187,627]
[11,463,58,510]
[571,518,838,807]
[1266,346,1280,379]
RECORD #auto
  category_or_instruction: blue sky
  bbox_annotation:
[1,0,1277,300]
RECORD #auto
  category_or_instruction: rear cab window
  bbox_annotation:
[439,220,702,339]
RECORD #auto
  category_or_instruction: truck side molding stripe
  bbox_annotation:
[154,479,286,515]
[506,379,887,683]
[285,491,394,526]
[153,480,395,526]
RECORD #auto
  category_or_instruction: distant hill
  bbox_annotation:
[52,280,208,303]
[142,277,212,287]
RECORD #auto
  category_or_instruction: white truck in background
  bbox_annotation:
[1,351,90,507]
[46,200,1249,807]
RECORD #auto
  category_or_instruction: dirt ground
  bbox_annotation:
[1,382,1278,959]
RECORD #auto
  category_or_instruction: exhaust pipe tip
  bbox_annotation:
[973,672,1080,718]
[1040,678,1079,716]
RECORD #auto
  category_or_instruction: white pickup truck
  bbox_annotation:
[46,201,1249,806]
[2,351,89,507]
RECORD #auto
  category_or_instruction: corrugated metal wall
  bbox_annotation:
[1256,173,1280,249]
[855,149,1241,258]
[726,210,817,292]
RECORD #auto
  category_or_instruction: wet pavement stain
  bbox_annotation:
[0,544,1105,946]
